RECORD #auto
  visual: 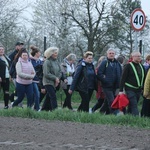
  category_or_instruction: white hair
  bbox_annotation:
[107,48,116,54]
[131,51,141,57]
[44,47,59,59]
[66,53,76,61]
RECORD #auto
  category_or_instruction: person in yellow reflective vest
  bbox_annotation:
[119,51,145,116]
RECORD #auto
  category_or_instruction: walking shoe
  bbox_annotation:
[38,109,41,112]
[11,102,14,107]
[4,106,9,109]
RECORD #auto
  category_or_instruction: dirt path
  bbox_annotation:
[0,117,149,150]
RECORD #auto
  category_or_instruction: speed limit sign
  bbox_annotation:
[131,8,146,31]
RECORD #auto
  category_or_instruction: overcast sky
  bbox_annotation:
[141,0,150,17]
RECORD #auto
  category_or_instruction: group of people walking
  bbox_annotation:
[0,42,150,117]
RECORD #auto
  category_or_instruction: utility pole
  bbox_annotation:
[44,36,46,51]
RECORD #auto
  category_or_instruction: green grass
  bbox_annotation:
[0,82,150,129]
[0,108,150,129]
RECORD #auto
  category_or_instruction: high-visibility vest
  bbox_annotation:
[125,62,144,89]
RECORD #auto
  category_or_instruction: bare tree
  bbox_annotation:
[0,0,30,53]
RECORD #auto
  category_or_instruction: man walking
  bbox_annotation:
[97,48,122,114]
[119,51,145,116]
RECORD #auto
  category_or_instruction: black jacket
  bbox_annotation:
[9,50,18,63]
[70,61,97,93]
[97,58,122,89]
[0,55,11,81]
[119,62,146,92]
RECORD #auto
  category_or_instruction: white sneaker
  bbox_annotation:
[89,108,92,114]
[116,111,124,116]
[11,102,14,107]
[37,109,41,112]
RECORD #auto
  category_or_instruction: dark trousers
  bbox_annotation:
[39,92,45,103]
[141,96,150,117]
[63,85,73,109]
[92,98,110,114]
[45,85,57,110]
[92,98,104,112]
[78,89,93,112]
[41,93,52,111]
[126,90,141,116]
[103,88,116,114]
[1,78,10,107]
[100,99,110,114]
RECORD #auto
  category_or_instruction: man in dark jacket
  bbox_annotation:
[9,42,23,63]
[8,42,24,103]
[119,51,145,116]
[97,48,122,114]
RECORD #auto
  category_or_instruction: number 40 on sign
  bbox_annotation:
[131,8,146,31]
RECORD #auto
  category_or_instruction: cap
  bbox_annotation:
[15,42,24,46]
[15,42,21,46]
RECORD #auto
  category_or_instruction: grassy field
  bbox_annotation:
[0,82,150,129]
[0,107,150,129]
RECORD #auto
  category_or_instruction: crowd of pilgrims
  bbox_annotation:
[0,41,150,117]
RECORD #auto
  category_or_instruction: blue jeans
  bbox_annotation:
[126,90,141,116]
[13,82,33,107]
[45,85,57,110]
[32,82,40,111]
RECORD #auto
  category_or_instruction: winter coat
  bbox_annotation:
[119,62,145,92]
[0,55,11,81]
[9,50,18,63]
[43,57,62,88]
[16,57,35,85]
[70,60,97,93]
[61,58,75,89]
[97,58,122,89]
[30,57,43,82]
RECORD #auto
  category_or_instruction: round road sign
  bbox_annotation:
[131,8,146,31]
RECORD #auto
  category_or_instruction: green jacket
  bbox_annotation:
[43,57,62,87]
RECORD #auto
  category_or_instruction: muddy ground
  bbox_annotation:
[0,117,149,150]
